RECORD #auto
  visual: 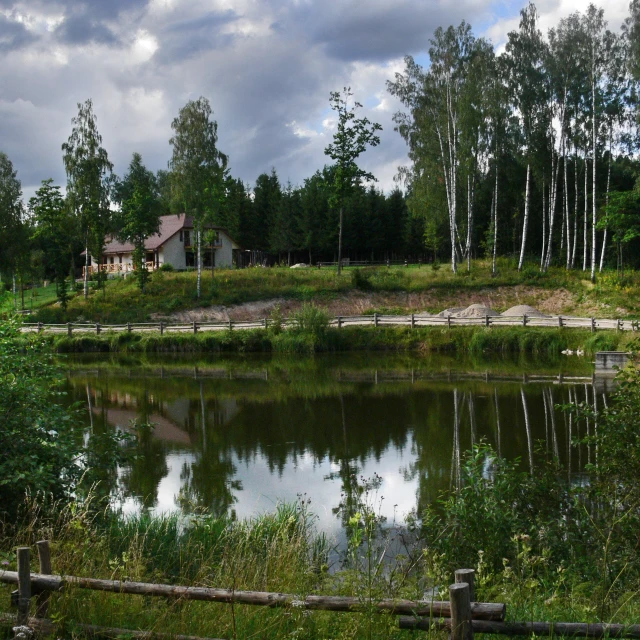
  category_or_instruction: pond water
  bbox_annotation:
[63,352,612,542]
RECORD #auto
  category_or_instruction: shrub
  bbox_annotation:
[351,268,372,290]
[159,263,174,272]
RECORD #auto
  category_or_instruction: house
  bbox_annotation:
[84,214,242,275]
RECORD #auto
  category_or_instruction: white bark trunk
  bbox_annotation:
[84,242,89,298]
[590,64,597,282]
[599,128,612,272]
[540,178,547,270]
[583,156,588,272]
[196,225,202,299]
[492,165,498,275]
[518,163,531,271]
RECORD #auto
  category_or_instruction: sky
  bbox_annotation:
[0,0,633,203]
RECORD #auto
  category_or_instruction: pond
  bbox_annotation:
[63,351,611,542]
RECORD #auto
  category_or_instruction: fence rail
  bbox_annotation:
[19,313,640,336]
[2,542,639,640]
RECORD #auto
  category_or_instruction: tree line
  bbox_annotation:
[3,0,640,307]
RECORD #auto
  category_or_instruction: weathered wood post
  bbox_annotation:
[337,316,342,328]
[374,313,378,328]
[67,323,72,337]
[448,315,451,329]
[127,323,131,333]
[455,569,475,602]
[449,582,473,640]
[591,317,596,333]
[37,322,43,333]
[16,547,31,626]
[485,315,489,328]
[263,318,267,329]
[558,316,563,328]
[229,319,232,331]
[96,323,101,335]
[617,318,623,332]
[192,321,198,335]
[522,314,528,327]
[411,314,415,329]
[35,541,51,618]
[159,321,164,336]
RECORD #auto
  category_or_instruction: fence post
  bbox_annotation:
[35,541,51,618]
[37,322,43,333]
[617,318,622,331]
[229,319,233,331]
[485,315,489,328]
[448,315,451,329]
[374,313,378,328]
[454,568,475,602]
[264,318,267,329]
[591,317,596,333]
[16,547,31,626]
[127,323,131,333]
[67,323,72,337]
[558,316,563,328]
[193,321,198,335]
[411,313,415,329]
[96,323,101,335]
[159,322,164,336]
[338,316,342,329]
[449,582,473,640]
[522,314,528,327]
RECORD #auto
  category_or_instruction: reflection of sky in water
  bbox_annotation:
[120,445,419,545]
[69,352,608,537]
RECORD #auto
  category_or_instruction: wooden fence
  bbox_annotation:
[19,313,640,336]
[2,542,640,639]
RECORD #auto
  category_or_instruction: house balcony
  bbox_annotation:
[83,262,158,276]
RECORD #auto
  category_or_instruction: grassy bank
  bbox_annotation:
[45,325,629,355]
[23,260,640,324]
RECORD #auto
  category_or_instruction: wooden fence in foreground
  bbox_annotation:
[2,543,640,639]
[19,314,640,336]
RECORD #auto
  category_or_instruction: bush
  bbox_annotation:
[158,263,174,272]
[351,268,372,290]
[293,304,329,341]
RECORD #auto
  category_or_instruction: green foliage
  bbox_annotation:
[158,263,174,272]
[0,319,83,520]
[114,153,162,292]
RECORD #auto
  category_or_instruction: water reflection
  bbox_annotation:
[63,353,613,540]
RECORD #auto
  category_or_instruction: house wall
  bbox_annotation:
[160,233,187,269]
[215,233,235,268]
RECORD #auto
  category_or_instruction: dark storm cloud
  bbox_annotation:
[155,9,240,63]
[54,13,119,46]
[0,14,37,51]
[283,0,485,61]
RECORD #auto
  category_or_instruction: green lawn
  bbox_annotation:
[16,259,640,324]
[0,281,74,315]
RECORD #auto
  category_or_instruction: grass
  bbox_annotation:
[0,282,68,314]
[44,325,631,356]
[19,259,640,325]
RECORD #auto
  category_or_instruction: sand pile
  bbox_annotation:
[501,304,549,318]
[454,304,501,318]
[438,307,465,318]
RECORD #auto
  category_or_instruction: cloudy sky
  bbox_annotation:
[0,0,633,202]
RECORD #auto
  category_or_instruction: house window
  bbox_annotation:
[146,252,154,264]
[214,231,221,246]
[184,230,191,247]
[119,256,122,264]
[110,256,114,264]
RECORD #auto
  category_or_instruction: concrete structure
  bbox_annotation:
[84,215,241,275]
[595,351,629,373]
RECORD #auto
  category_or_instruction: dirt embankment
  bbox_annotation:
[153,285,620,323]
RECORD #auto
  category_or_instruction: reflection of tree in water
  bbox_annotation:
[176,385,241,517]
[120,422,169,511]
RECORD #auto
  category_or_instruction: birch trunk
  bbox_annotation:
[84,242,89,299]
[196,224,202,299]
[599,128,612,272]
[564,140,571,269]
[544,148,561,271]
[583,156,588,272]
[540,178,546,270]
[492,166,498,275]
[571,149,578,268]
[590,63,597,283]
[517,163,531,271]
[337,206,344,275]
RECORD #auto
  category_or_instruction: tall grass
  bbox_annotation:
[45,326,629,355]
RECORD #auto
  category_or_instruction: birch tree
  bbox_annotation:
[505,3,547,271]
[62,99,113,298]
[169,97,227,298]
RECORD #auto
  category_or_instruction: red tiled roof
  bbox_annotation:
[101,214,193,254]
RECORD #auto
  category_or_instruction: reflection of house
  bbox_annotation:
[84,214,242,275]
